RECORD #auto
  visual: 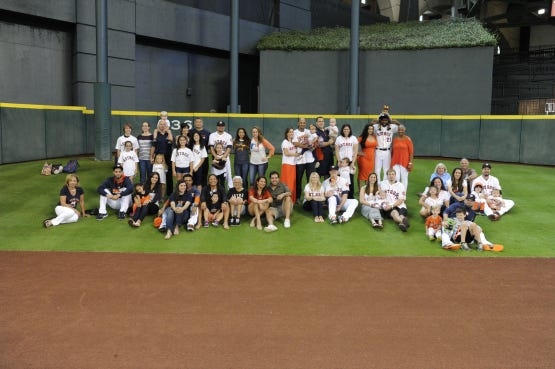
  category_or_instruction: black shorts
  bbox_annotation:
[453,233,475,243]
[381,206,408,219]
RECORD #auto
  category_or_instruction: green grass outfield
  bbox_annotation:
[1,157,553,257]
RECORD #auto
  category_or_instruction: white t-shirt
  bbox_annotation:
[171,147,194,169]
[115,135,139,153]
[118,150,139,177]
[335,135,358,161]
[152,163,166,184]
[191,144,208,168]
[380,180,407,208]
[304,183,325,200]
[250,139,269,165]
[281,139,297,166]
[339,166,351,185]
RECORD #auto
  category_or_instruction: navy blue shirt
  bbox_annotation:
[443,202,476,222]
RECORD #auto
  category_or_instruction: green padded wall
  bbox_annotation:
[441,117,481,159]
[1,107,46,163]
[520,118,555,165]
[479,117,522,163]
[1,105,555,167]
[403,117,441,157]
[45,109,86,158]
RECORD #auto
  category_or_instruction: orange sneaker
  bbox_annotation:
[482,243,504,252]
[443,244,461,250]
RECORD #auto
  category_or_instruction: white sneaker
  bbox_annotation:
[284,219,291,228]
[264,224,278,232]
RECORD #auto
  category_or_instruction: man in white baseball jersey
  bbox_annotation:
[373,113,399,182]
[471,163,515,220]
[381,168,410,231]
[322,165,359,224]
[208,121,233,189]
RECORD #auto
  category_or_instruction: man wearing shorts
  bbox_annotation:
[267,171,293,229]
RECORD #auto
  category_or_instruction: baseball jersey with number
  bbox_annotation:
[373,124,398,149]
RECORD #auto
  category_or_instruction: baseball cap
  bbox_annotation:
[329,165,339,171]
[482,163,492,169]
[216,120,226,127]
[466,194,476,201]
[113,164,123,171]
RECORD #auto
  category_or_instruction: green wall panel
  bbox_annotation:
[1,108,45,163]
[45,110,86,158]
[262,117,298,153]
[85,114,95,154]
[228,116,265,139]
[441,118,480,159]
[404,118,441,157]
[520,119,555,165]
[478,118,521,163]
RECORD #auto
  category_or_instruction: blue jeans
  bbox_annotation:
[164,206,190,234]
[234,162,249,187]
[139,159,152,184]
[249,162,268,184]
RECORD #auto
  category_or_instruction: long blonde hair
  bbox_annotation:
[308,172,322,192]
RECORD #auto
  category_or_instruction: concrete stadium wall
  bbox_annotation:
[259,47,494,115]
[1,104,554,166]
[0,0,275,112]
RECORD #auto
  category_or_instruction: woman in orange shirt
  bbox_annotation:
[391,124,414,191]
[357,124,377,191]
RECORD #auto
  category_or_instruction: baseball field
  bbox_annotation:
[1,157,554,368]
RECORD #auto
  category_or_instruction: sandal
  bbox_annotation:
[43,219,53,228]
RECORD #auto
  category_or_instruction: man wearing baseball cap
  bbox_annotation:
[322,165,358,224]
[96,164,133,220]
[471,163,515,220]
[442,193,478,223]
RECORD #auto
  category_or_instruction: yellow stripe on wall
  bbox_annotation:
[3,102,555,120]
[0,102,86,111]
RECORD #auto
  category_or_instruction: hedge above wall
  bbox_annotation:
[257,18,497,51]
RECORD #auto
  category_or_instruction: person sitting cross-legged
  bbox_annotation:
[96,164,133,220]
[322,165,358,224]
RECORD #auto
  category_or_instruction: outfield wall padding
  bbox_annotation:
[520,119,555,165]
[1,105,554,166]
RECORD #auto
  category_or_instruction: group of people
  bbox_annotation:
[418,159,514,251]
[42,109,513,249]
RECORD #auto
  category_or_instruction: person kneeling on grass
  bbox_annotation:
[96,164,133,220]
[44,174,88,228]
[441,207,502,252]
